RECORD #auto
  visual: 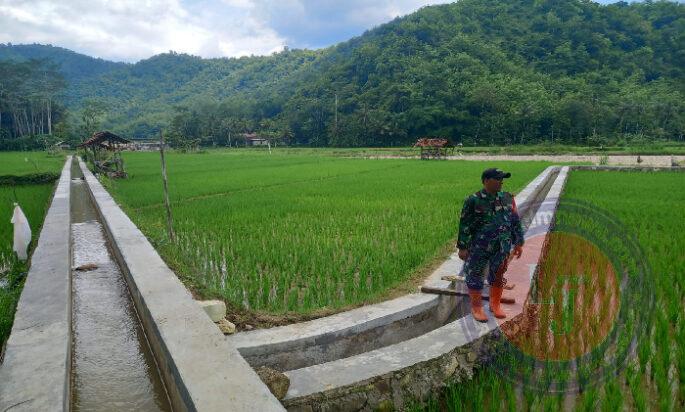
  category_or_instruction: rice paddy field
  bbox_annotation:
[0,152,63,345]
[102,150,551,316]
[414,170,684,411]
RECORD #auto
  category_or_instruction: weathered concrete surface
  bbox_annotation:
[79,159,283,412]
[231,293,460,371]
[283,317,501,411]
[0,157,72,412]
[229,166,559,373]
[198,299,227,323]
[280,167,570,411]
[256,367,291,400]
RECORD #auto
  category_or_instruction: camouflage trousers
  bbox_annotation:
[463,243,510,290]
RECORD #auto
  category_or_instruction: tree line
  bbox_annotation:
[0,59,68,150]
[1,0,684,149]
[158,0,685,148]
[0,58,114,150]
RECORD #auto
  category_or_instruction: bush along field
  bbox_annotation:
[410,170,684,411]
[102,150,551,318]
[0,152,63,346]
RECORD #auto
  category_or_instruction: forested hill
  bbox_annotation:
[1,0,684,147]
[0,44,127,100]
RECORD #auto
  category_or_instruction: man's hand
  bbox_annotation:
[511,244,523,260]
[458,248,469,261]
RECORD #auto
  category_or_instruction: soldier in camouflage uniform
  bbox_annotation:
[457,168,525,322]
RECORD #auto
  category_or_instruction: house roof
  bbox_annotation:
[78,131,131,148]
[413,138,451,148]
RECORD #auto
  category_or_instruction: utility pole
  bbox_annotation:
[159,131,175,242]
[334,93,338,135]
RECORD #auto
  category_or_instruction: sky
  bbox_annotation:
[0,0,668,63]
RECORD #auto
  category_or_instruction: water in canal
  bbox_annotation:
[70,160,171,411]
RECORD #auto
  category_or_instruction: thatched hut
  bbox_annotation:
[413,138,454,160]
[79,131,131,177]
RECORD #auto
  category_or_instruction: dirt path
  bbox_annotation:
[364,154,685,167]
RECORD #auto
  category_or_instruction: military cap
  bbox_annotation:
[481,168,512,181]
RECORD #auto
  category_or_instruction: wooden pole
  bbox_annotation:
[159,131,175,242]
[334,93,338,139]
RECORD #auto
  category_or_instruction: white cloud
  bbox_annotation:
[248,0,453,49]
[4,0,648,61]
[0,0,286,61]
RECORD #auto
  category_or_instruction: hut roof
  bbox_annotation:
[79,131,131,148]
[413,138,451,148]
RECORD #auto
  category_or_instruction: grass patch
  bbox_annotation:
[0,151,65,175]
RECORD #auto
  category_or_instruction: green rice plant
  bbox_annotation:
[600,379,623,412]
[627,364,647,412]
[579,387,599,412]
[677,316,685,408]
[0,152,65,175]
[105,150,550,314]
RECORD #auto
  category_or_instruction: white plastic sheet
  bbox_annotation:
[11,203,31,261]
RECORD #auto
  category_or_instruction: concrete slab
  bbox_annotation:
[0,157,72,412]
[198,300,227,322]
[78,159,283,412]
[284,315,496,399]
[230,293,457,370]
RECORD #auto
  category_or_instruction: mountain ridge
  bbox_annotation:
[1,0,683,145]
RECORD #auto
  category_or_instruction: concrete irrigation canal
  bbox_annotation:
[70,159,170,411]
[2,158,673,411]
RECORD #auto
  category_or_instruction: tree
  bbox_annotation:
[80,99,107,139]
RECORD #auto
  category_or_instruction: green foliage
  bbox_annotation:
[0,172,59,186]
[0,261,28,347]
[0,43,126,91]
[0,57,68,143]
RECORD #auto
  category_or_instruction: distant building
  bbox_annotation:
[242,133,269,146]
[413,137,454,160]
[129,140,169,151]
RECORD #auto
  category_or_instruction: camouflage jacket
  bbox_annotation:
[457,189,525,252]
